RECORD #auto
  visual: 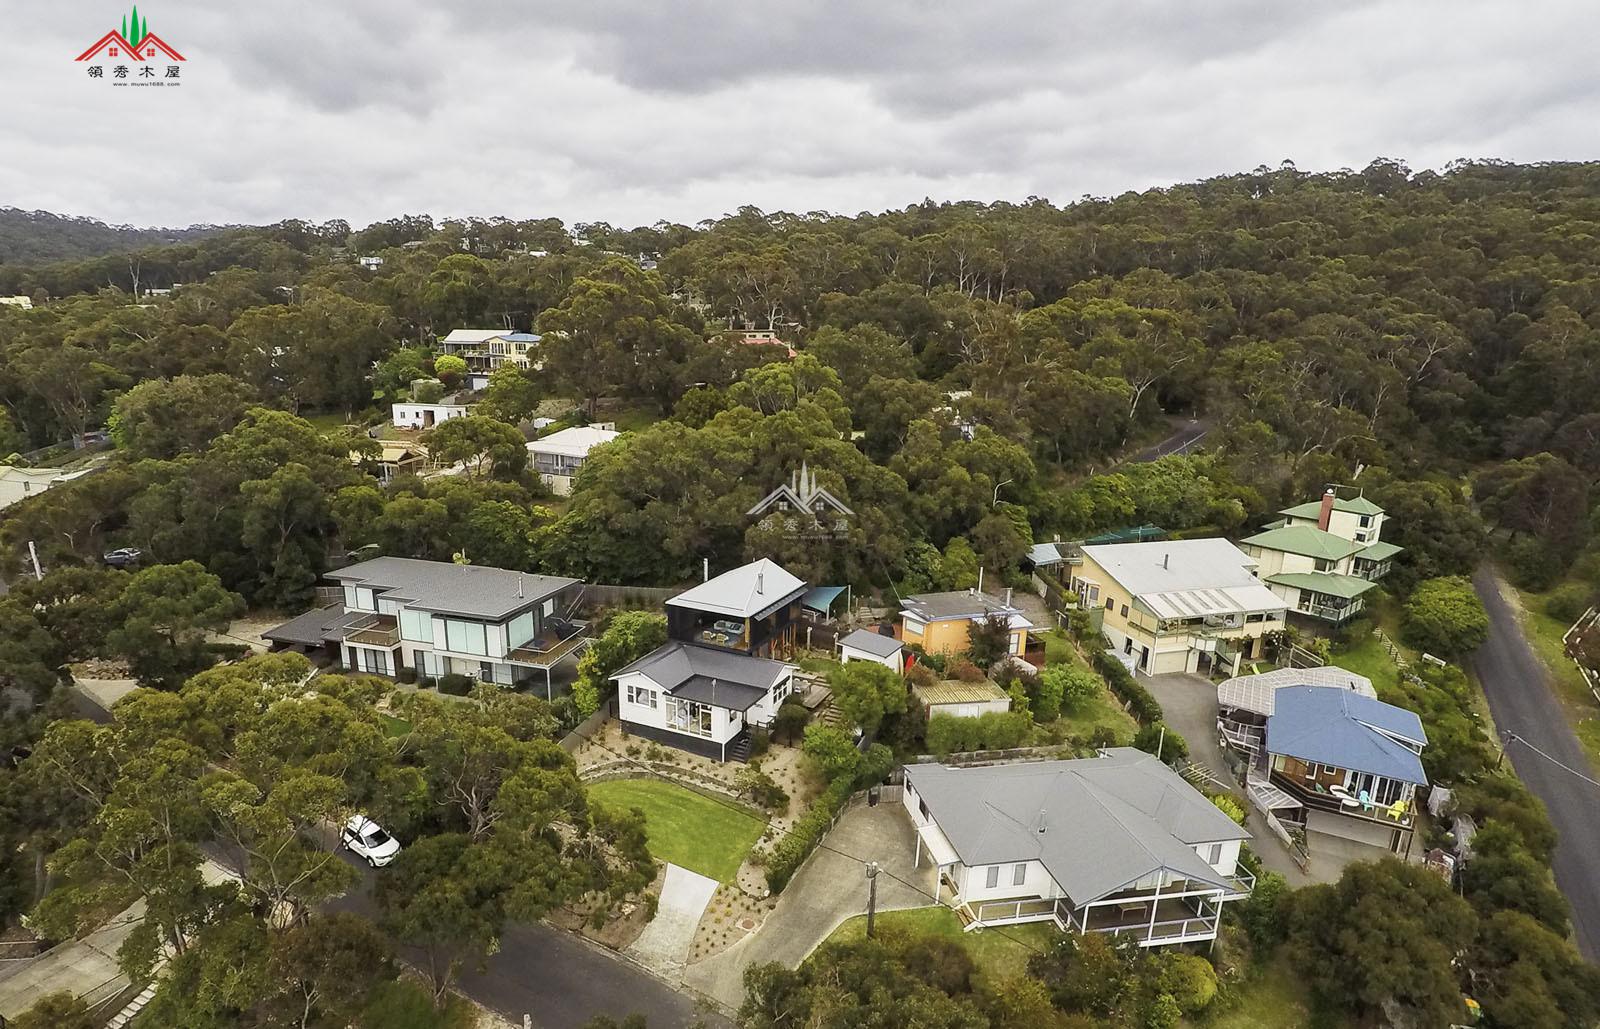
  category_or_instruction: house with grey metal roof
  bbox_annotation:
[902,749,1254,946]
[1256,685,1427,859]
[1071,539,1286,676]
[613,558,807,761]
[263,557,590,695]
[899,588,1033,658]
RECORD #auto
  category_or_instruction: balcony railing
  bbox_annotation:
[1269,771,1413,826]
[507,626,591,667]
[1296,599,1364,622]
[344,614,399,647]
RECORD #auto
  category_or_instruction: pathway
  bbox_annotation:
[1472,566,1600,961]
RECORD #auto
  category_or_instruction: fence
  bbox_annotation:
[582,583,679,611]
[912,745,1072,767]
[559,701,614,753]
[1564,607,1600,705]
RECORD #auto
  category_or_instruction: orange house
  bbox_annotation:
[899,589,1032,658]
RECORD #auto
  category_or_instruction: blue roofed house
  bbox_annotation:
[1263,685,1427,858]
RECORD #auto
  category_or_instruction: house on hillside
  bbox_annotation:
[899,589,1032,658]
[902,749,1253,945]
[611,558,808,761]
[1261,685,1427,858]
[1070,539,1286,676]
[392,398,472,430]
[0,464,97,511]
[437,329,542,387]
[1238,488,1402,625]
[526,425,621,495]
[261,557,590,696]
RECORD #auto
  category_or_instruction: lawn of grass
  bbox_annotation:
[1202,957,1347,1029]
[1056,688,1140,745]
[379,713,412,739]
[1329,634,1401,693]
[358,979,477,1029]
[824,905,1061,983]
[1041,629,1080,666]
[586,778,766,882]
[608,405,665,433]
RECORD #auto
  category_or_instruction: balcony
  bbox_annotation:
[507,623,592,668]
[1295,597,1364,622]
[1269,770,1413,827]
[344,614,399,648]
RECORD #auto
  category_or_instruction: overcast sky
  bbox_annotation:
[5,1,1595,230]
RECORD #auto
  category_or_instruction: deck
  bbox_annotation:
[508,628,592,668]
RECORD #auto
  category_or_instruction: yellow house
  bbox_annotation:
[1070,539,1286,676]
[900,590,1032,658]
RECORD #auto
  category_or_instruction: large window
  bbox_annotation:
[444,619,488,656]
[627,683,657,709]
[665,696,713,738]
[507,611,535,649]
[985,866,1000,889]
[1012,863,1026,886]
[351,647,391,675]
[399,609,433,644]
[345,585,378,612]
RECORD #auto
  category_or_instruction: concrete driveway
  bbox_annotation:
[625,864,719,979]
[684,801,935,1009]
[1141,672,1233,787]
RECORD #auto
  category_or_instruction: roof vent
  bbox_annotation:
[1162,553,1170,570]
[757,569,764,594]
[1036,810,1047,834]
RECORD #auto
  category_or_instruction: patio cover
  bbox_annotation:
[916,821,962,867]
[801,585,847,617]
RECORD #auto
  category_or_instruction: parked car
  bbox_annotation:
[339,815,402,867]
[102,547,143,568]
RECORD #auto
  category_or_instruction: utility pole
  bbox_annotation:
[27,540,43,581]
[865,861,880,938]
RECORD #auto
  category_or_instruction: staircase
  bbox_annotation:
[727,733,752,763]
[107,982,157,1028]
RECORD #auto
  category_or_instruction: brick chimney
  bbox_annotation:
[1318,488,1336,531]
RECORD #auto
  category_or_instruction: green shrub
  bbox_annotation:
[396,666,418,684]
[1211,794,1246,825]
[1402,576,1489,656]
[438,673,474,696]
[1133,722,1188,765]
[924,710,1031,756]
[1090,650,1164,723]
[766,778,853,893]
[1545,583,1596,625]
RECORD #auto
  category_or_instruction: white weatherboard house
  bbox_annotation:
[527,426,621,495]
[263,557,590,696]
[391,400,472,430]
[612,558,807,761]
[903,749,1253,946]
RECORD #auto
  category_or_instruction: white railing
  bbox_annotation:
[969,898,1058,926]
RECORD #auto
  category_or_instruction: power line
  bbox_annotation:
[1502,732,1600,790]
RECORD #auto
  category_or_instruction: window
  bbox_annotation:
[444,619,488,656]
[1104,597,1114,611]
[626,683,658,709]
[1206,843,1223,865]
[1314,558,1335,572]
[507,611,535,649]
[985,866,1000,889]
[355,587,376,611]
[1359,515,1372,527]
[1120,604,1129,618]
[1012,863,1026,886]
[399,609,433,643]
[666,697,714,738]
[1009,632,1023,654]
[542,597,556,618]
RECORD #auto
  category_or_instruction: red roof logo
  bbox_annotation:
[76,7,185,63]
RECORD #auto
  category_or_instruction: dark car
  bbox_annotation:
[102,547,144,568]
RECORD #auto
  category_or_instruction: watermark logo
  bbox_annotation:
[748,462,853,539]
[76,5,185,85]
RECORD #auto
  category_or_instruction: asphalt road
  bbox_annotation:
[324,850,729,1029]
[1129,416,1211,464]
[1470,566,1600,961]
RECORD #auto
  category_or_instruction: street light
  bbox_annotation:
[992,478,1013,508]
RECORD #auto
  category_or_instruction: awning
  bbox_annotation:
[916,822,961,868]
[801,585,847,617]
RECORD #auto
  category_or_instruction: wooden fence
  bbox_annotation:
[1564,607,1600,705]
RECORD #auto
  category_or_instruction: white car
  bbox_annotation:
[340,815,402,867]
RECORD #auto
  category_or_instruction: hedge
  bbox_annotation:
[925,711,1032,757]
[1090,649,1164,724]
[765,777,853,894]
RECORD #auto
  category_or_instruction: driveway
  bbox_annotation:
[0,905,142,1018]
[684,801,935,1009]
[625,864,719,979]
[1141,672,1233,788]
[1472,566,1600,961]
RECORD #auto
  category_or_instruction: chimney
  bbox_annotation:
[703,557,710,582]
[757,570,765,594]
[1318,488,1336,531]
[1004,587,1013,607]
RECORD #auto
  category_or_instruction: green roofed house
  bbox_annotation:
[1238,487,1402,625]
